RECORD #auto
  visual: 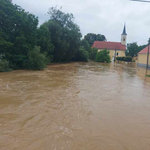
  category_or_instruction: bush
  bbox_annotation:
[73,47,89,62]
[25,46,47,70]
[125,56,132,62]
[89,48,98,61]
[0,59,11,72]
[116,56,132,62]
[95,49,111,63]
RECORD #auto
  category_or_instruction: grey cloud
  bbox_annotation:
[12,0,150,45]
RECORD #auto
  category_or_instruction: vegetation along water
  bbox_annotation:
[0,0,146,72]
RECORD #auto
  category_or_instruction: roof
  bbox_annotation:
[122,24,127,35]
[91,41,126,51]
[139,45,150,54]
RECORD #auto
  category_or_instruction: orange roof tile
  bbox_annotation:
[139,45,150,54]
[92,41,126,51]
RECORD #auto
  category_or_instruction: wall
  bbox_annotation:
[98,49,125,61]
[138,54,150,67]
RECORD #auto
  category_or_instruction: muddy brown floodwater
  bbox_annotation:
[0,62,150,150]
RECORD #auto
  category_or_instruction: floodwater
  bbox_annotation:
[0,62,150,150]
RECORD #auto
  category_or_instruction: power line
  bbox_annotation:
[131,0,150,2]
[130,0,150,3]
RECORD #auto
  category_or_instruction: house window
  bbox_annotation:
[117,52,118,56]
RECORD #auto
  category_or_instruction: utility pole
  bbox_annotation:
[114,48,116,62]
[146,39,150,70]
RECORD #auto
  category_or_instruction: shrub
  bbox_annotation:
[25,46,47,70]
[125,56,132,62]
[73,47,89,62]
[89,48,98,61]
[95,49,111,63]
[116,56,132,62]
[0,59,11,72]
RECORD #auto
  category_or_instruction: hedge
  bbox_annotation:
[116,56,132,62]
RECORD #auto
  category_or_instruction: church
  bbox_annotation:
[92,25,127,61]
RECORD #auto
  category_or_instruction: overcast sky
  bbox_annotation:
[12,0,150,45]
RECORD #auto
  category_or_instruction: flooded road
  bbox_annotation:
[0,62,150,150]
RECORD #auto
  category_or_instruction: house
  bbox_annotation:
[138,45,150,68]
[91,24,127,61]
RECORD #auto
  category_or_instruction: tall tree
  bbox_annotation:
[46,7,82,62]
[37,24,54,62]
[84,33,106,46]
[0,0,38,68]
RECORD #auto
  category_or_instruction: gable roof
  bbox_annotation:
[139,45,150,54]
[92,41,126,51]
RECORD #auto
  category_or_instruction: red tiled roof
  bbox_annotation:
[139,45,150,54]
[91,41,126,51]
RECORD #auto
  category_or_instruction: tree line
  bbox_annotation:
[0,0,106,72]
[0,0,146,72]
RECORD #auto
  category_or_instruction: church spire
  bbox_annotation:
[121,23,127,45]
[122,23,127,35]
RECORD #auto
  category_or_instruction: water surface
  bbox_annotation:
[0,62,150,150]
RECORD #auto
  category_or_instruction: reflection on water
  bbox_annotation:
[0,62,150,150]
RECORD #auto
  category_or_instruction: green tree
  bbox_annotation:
[37,24,54,63]
[84,33,106,46]
[46,7,82,62]
[0,2,87,71]
[0,0,38,69]
[95,49,110,63]
[126,42,138,58]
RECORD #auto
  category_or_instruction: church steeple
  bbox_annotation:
[122,24,127,35]
[121,23,127,45]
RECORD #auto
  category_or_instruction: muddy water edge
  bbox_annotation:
[0,62,150,150]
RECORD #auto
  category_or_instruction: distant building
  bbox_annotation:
[138,45,150,68]
[92,24,127,61]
